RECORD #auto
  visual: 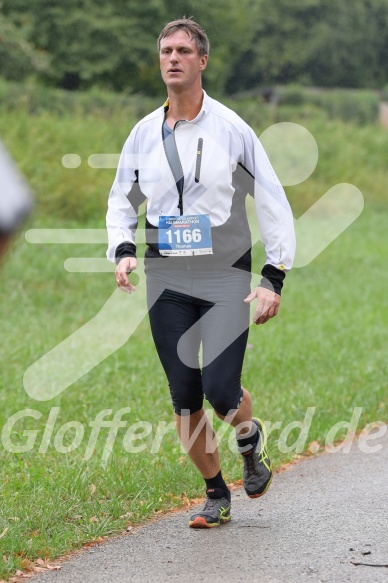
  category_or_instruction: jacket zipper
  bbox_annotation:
[195,138,203,183]
[162,115,185,215]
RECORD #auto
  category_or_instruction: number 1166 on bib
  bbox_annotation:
[158,214,213,256]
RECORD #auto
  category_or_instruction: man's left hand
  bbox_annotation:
[244,286,280,325]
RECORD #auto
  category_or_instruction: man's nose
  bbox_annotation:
[169,50,179,63]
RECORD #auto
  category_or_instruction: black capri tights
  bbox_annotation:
[146,269,251,416]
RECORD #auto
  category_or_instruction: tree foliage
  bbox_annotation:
[1,0,388,93]
[227,0,388,91]
[0,10,48,80]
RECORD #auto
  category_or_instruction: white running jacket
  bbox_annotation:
[106,91,296,288]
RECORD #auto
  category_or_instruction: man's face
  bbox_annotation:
[159,30,208,91]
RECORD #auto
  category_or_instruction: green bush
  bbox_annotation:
[310,90,380,125]
[276,85,380,125]
[276,85,308,106]
[223,97,275,129]
[0,77,162,117]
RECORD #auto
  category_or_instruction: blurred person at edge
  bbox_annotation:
[0,140,33,260]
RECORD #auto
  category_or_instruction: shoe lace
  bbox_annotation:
[244,445,270,475]
[244,449,256,474]
[203,497,221,510]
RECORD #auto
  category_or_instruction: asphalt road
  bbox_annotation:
[33,430,388,583]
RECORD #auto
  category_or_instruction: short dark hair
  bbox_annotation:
[157,17,210,57]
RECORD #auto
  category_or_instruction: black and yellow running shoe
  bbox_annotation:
[189,490,231,528]
[239,418,272,499]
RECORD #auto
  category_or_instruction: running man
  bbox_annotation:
[106,17,296,528]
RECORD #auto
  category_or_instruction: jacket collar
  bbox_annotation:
[162,90,210,123]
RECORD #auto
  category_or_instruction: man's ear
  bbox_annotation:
[200,54,208,71]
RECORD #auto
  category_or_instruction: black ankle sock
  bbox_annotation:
[204,470,231,501]
[236,421,259,450]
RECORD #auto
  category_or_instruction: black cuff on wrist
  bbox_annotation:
[259,264,286,295]
[115,242,137,264]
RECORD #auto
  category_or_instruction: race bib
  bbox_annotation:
[158,214,213,256]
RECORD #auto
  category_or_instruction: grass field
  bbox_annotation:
[0,99,387,579]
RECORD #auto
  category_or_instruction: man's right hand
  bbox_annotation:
[115,257,138,294]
